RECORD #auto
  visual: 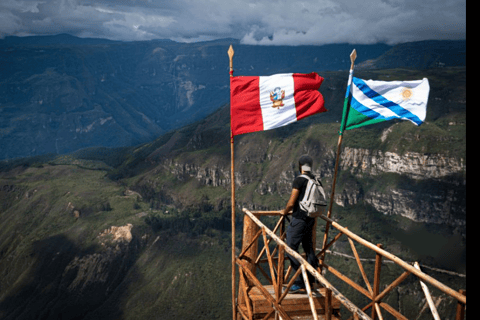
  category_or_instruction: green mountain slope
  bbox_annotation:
[0,67,466,319]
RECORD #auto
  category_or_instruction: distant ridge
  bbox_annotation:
[0,33,120,46]
[0,36,466,160]
[357,40,466,70]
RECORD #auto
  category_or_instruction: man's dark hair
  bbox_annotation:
[299,154,313,172]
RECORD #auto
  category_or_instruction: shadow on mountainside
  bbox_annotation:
[0,233,142,320]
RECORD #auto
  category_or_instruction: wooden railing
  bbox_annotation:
[238,208,466,320]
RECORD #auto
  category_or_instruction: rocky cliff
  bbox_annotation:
[144,140,465,227]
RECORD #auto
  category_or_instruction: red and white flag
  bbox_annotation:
[230,72,326,136]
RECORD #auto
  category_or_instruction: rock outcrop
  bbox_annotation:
[146,145,465,227]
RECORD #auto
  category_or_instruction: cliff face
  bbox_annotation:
[337,147,466,226]
[148,143,465,227]
[340,147,465,180]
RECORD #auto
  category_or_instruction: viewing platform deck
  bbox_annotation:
[234,208,466,320]
[238,284,341,320]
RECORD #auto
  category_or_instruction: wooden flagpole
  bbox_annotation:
[320,49,357,263]
[228,45,236,320]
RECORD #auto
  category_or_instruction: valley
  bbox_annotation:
[0,37,467,319]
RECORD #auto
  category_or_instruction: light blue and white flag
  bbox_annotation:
[342,77,430,131]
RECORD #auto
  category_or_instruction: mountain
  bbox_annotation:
[0,36,464,160]
[0,33,120,46]
[357,40,466,70]
[0,64,466,319]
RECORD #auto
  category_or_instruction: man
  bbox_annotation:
[282,154,319,293]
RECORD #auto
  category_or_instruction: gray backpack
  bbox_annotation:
[299,174,327,216]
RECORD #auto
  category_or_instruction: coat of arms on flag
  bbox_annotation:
[270,87,285,109]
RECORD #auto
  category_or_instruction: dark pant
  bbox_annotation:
[286,216,318,287]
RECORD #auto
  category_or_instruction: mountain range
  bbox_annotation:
[0,35,465,160]
[0,37,467,319]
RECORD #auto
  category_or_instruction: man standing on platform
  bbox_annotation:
[282,154,320,293]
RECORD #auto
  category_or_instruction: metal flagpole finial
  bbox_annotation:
[350,49,357,70]
[228,45,234,77]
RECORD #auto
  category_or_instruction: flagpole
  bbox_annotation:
[228,44,237,320]
[320,49,357,265]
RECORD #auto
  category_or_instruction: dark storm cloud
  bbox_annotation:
[0,0,466,45]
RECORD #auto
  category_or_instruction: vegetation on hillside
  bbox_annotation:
[0,67,466,319]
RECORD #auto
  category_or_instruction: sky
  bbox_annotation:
[0,0,466,45]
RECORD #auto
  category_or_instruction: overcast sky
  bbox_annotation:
[0,0,466,45]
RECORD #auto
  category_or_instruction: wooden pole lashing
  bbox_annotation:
[372,244,383,320]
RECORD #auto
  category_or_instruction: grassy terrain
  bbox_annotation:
[0,66,466,319]
[0,161,237,319]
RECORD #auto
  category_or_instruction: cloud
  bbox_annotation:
[240,0,466,45]
[0,0,466,45]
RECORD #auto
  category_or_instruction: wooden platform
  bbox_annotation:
[238,285,341,320]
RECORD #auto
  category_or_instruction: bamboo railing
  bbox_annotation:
[237,208,466,320]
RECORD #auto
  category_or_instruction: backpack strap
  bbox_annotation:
[298,174,315,204]
[299,174,318,184]
[299,174,314,181]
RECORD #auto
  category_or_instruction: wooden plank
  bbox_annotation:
[247,285,341,314]
[238,305,341,320]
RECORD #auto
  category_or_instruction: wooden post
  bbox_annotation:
[277,218,286,319]
[237,209,259,310]
[455,290,466,320]
[372,244,383,320]
[302,264,319,320]
[374,304,384,320]
[228,44,237,320]
[414,262,441,320]
[325,289,333,320]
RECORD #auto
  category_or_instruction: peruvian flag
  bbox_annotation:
[230,72,326,136]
